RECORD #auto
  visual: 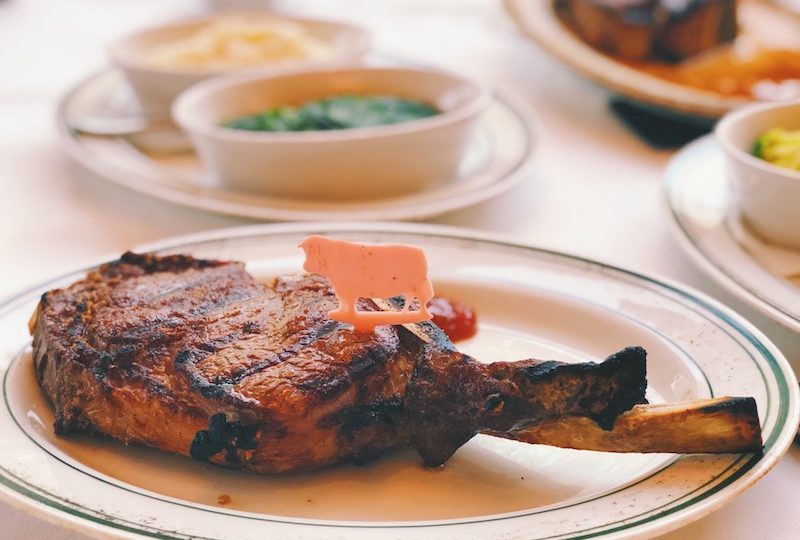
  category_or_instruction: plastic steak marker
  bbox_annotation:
[298,235,435,332]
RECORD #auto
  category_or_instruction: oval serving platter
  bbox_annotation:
[504,0,798,121]
[0,223,796,540]
[57,69,535,222]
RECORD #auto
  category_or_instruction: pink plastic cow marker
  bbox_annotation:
[299,235,435,332]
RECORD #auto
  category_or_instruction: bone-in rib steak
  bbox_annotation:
[30,252,761,473]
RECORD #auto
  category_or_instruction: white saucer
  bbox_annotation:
[665,134,800,333]
[57,69,536,222]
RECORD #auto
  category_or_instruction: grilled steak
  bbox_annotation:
[30,252,762,473]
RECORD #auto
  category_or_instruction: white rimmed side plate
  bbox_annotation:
[0,222,797,540]
[57,69,535,222]
[665,134,800,333]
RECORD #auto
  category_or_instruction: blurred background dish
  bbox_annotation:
[666,134,800,333]
[202,0,278,11]
[108,12,371,113]
[506,0,800,123]
[770,0,800,15]
[715,101,800,250]
[172,66,489,200]
[59,68,535,221]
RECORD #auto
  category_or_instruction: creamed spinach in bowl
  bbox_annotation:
[221,95,439,132]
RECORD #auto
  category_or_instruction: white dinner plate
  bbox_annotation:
[0,223,796,540]
[665,135,800,333]
[57,69,535,222]
[504,0,798,121]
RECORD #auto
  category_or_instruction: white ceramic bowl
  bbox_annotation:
[108,13,370,114]
[716,101,800,249]
[172,67,490,201]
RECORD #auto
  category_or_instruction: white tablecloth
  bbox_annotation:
[1,0,798,538]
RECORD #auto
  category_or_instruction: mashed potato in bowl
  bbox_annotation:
[108,13,369,112]
[145,17,331,70]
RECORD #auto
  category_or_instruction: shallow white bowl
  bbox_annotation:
[172,67,490,201]
[715,100,800,249]
[108,13,371,114]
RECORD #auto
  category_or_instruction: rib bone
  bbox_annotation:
[488,397,762,454]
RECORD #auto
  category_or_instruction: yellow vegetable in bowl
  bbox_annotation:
[753,128,800,171]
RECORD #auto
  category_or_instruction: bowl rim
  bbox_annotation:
[714,100,800,182]
[107,11,372,77]
[171,65,492,144]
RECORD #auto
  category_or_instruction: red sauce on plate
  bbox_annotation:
[428,296,477,343]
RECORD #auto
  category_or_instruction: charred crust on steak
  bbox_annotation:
[242,321,261,334]
[113,251,226,274]
[347,446,389,466]
[500,346,648,431]
[189,413,259,464]
[226,320,342,386]
[483,393,505,413]
[173,318,348,405]
[319,397,404,439]
[87,349,115,381]
[592,346,649,429]
[35,352,49,385]
[389,297,458,354]
[345,347,388,378]
[296,365,352,400]
[174,349,232,399]
[55,406,91,435]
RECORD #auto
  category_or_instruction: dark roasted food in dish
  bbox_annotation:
[30,253,762,473]
[556,0,737,61]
